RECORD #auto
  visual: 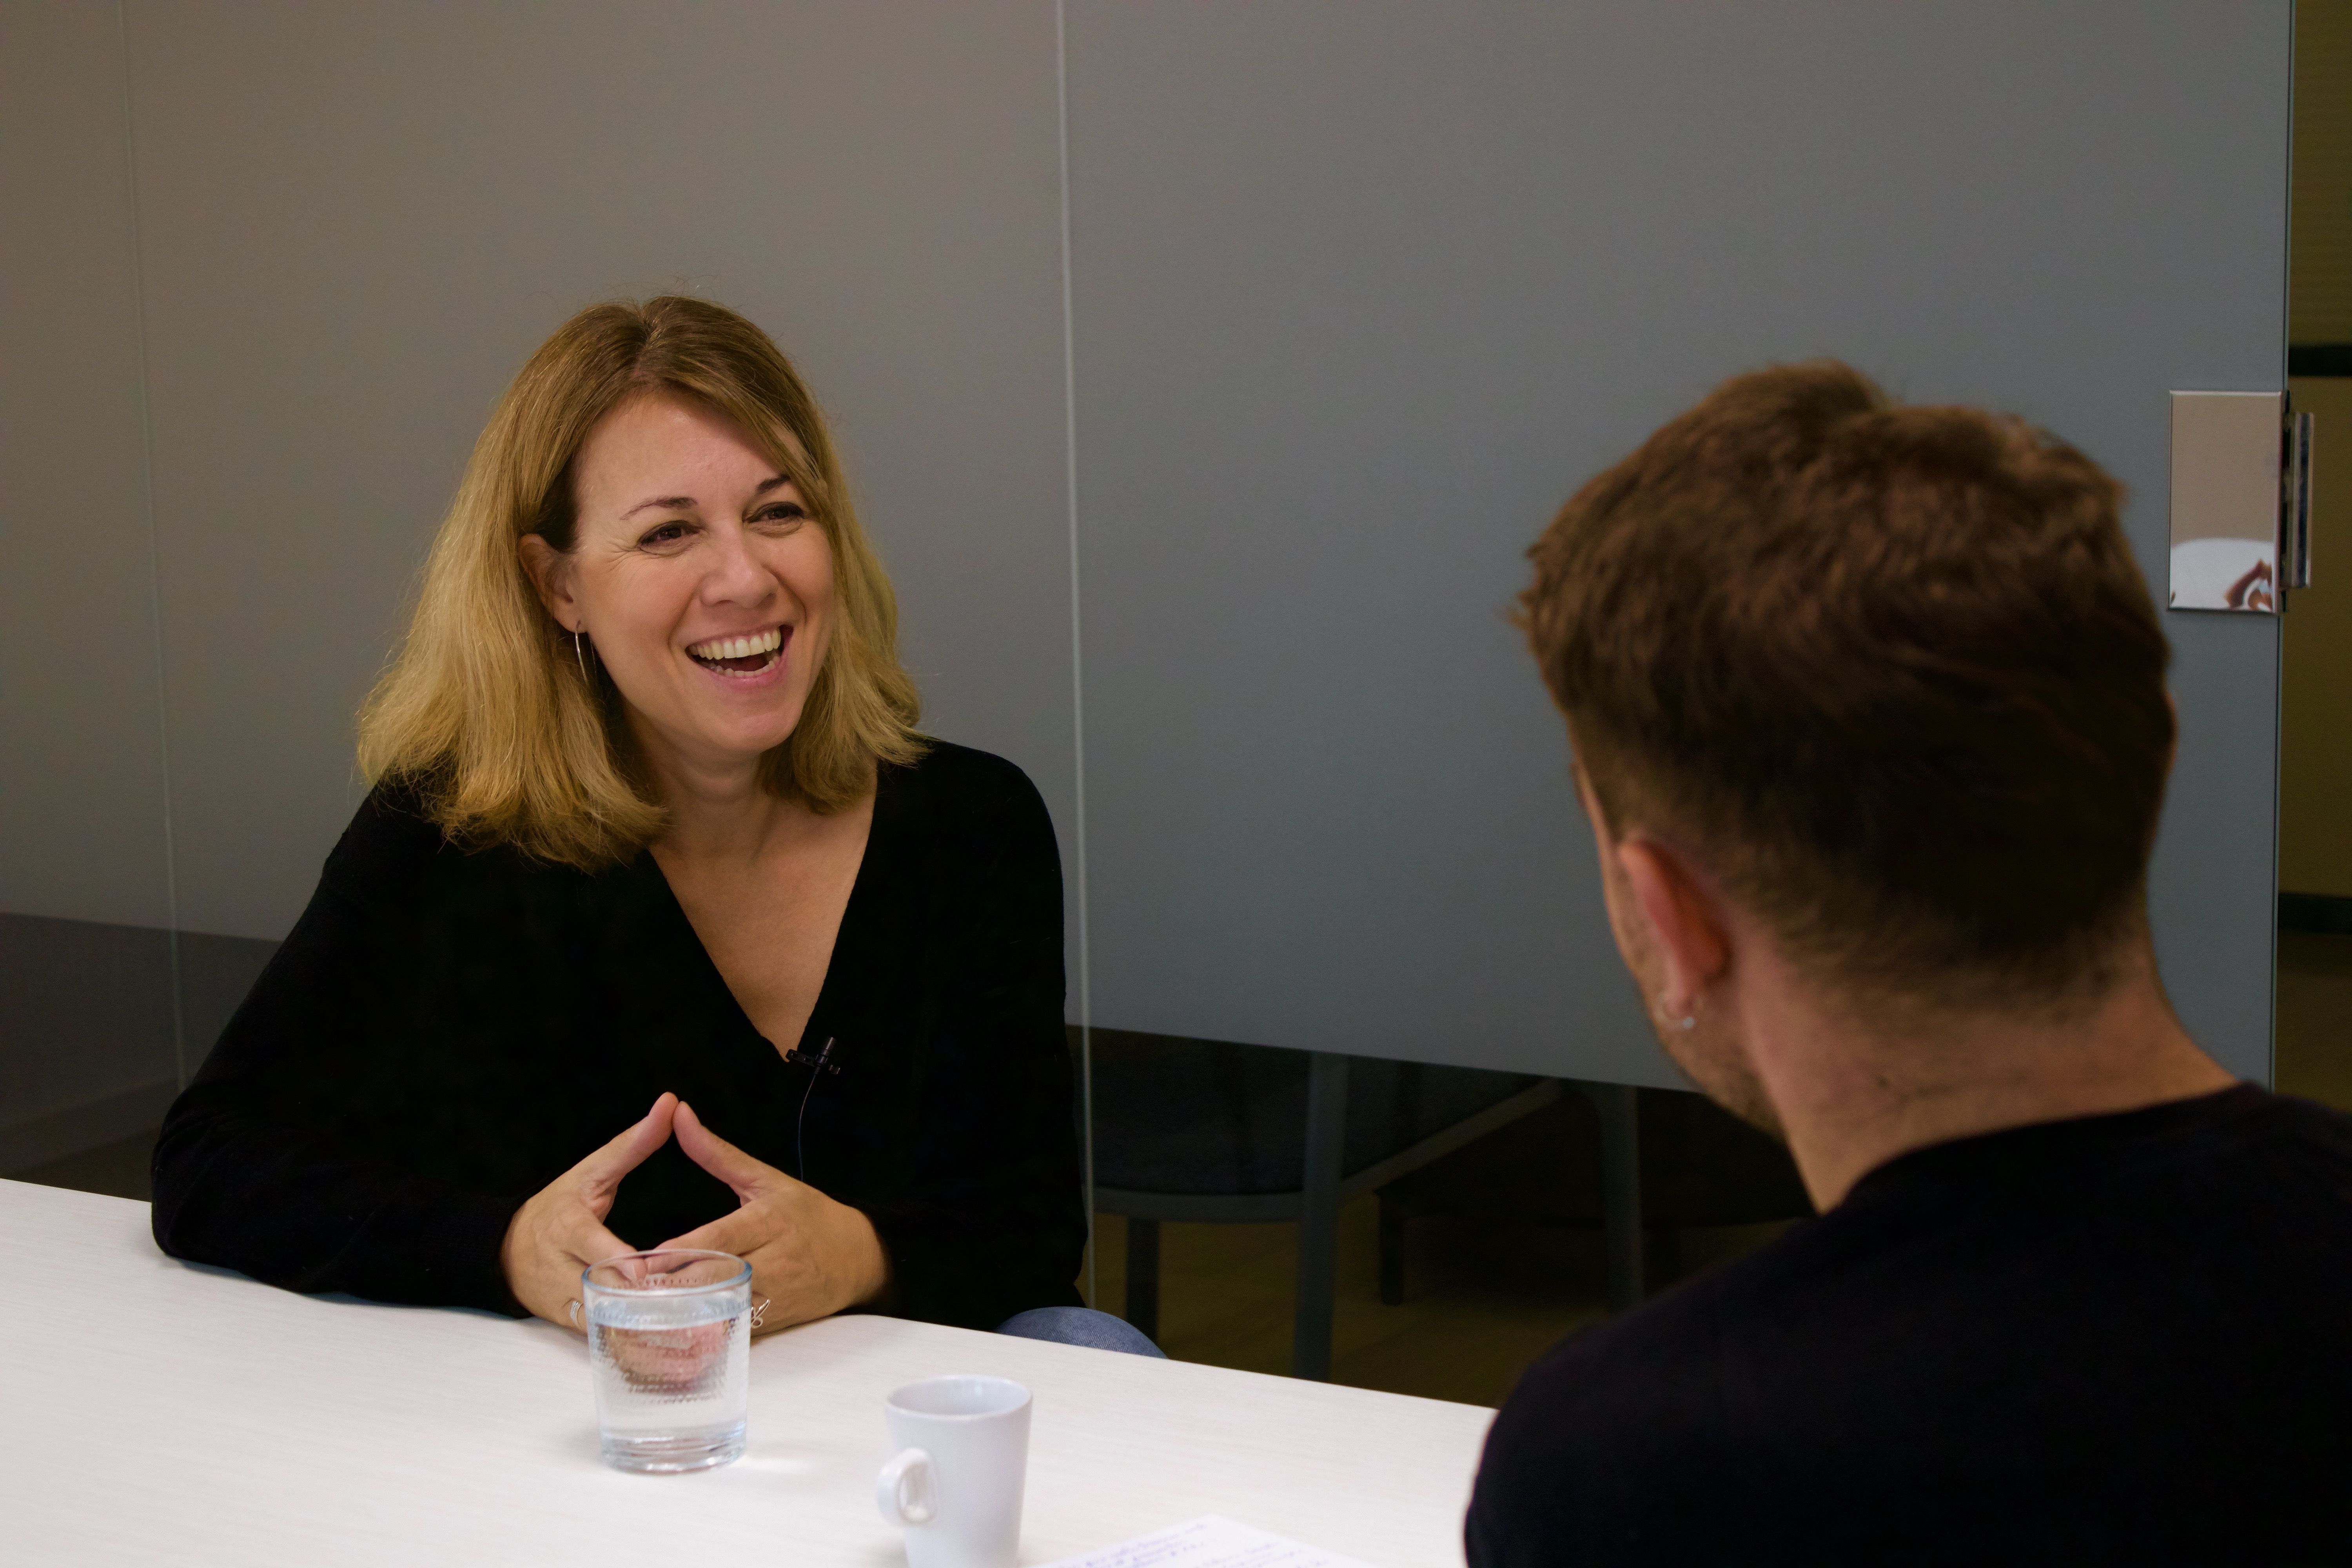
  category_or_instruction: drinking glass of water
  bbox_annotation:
[582,1249,752,1473]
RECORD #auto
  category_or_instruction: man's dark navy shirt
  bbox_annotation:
[1467,1086,2352,1565]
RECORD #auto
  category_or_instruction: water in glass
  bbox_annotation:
[583,1249,750,1472]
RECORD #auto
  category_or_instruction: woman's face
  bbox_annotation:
[525,392,836,782]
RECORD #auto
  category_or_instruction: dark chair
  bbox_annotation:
[1084,1029,1646,1379]
[1374,1083,1813,1302]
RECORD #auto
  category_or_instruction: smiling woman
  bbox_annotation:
[149,299,1145,1354]
[359,297,921,862]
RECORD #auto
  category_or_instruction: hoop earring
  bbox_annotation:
[1655,994,1697,1033]
[573,628,591,684]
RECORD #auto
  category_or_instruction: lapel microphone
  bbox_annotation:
[784,1037,841,1075]
[791,1036,840,1181]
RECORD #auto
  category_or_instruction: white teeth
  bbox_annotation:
[688,627,783,661]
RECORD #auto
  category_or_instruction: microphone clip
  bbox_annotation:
[785,1037,842,1076]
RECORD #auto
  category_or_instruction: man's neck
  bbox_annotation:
[1745,949,2237,1211]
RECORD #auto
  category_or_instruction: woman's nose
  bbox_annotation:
[700,523,777,606]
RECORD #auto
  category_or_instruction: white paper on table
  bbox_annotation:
[1038,1514,1385,1568]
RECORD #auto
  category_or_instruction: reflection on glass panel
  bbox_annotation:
[2168,390,2283,613]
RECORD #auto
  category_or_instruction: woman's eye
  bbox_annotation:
[638,521,691,548]
[753,503,807,527]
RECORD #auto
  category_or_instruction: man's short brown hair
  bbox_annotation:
[1522,361,2174,1009]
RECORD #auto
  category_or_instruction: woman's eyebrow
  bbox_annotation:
[619,477,790,519]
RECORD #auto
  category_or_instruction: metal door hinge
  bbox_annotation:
[2284,404,2314,594]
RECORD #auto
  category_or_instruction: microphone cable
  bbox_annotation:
[792,1036,838,1181]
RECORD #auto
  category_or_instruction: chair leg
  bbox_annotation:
[1587,1082,1645,1314]
[1125,1217,1160,1343]
[1292,1051,1349,1380]
[1377,1188,1405,1306]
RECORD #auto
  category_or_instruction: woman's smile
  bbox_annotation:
[686,624,790,681]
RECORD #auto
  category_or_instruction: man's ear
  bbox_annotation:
[1615,836,1730,1015]
[518,535,579,633]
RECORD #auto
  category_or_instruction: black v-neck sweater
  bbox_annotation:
[151,741,1086,1332]
[1465,1084,2352,1564]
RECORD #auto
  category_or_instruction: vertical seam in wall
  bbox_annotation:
[2270,0,2296,1090]
[1056,0,1096,1307]
[116,0,186,1090]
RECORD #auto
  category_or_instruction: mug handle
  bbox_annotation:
[876,1447,937,1525]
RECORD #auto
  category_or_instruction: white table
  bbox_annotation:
[0,1180,1493,1566]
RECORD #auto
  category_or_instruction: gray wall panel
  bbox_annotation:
[123,0,1075,943]
[1066,2,2288,1082]
[2152,611,2286,1081]
[3,0,2296,1143]
[0,1,174,930]
[0,914,175,1164]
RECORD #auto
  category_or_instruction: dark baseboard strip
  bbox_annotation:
[0,1079,178,1175]
[2280,892,2352,937]
[0,912,279,1171]
[2288,344,2352,378]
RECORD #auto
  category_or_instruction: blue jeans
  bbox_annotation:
[995,1306,1167,1357]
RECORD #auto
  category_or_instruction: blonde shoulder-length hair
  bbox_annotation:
[358,295,924,869]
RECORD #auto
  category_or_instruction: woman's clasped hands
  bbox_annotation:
[498,1092,891,1337]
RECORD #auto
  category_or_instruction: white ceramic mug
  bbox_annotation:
[875,1376,1033,1568]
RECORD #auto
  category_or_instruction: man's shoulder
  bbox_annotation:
[1469,1259,1776,1565]
[2227,1085,2352,1169]
[1481,1218,1842,1459]
[1853,1083,2352,1261]
[1466,1089,2352,1565]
